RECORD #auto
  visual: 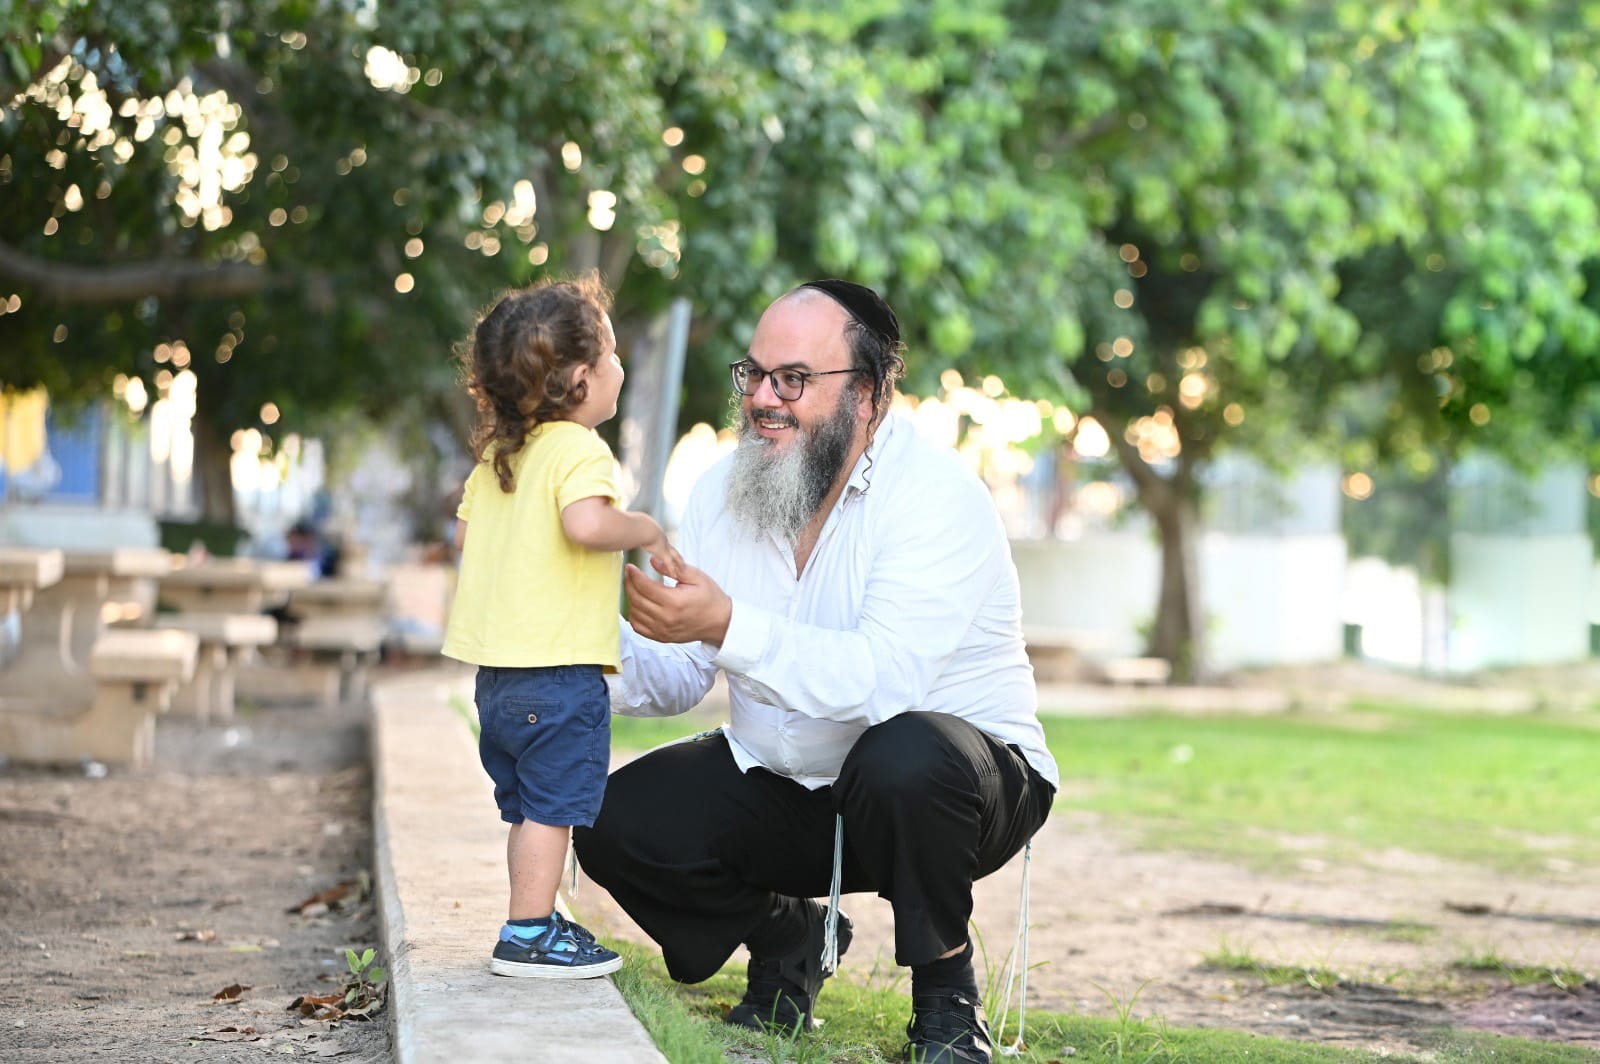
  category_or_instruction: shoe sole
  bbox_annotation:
[489,954,623,979]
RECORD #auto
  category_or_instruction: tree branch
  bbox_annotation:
[1094,404,1171,508]
[0,241,269,302]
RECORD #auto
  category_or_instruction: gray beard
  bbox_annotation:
[724,390,858,544]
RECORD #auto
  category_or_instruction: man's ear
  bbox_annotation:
[855,378,876,422]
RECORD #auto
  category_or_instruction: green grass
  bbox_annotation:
[1452,951,1590,992]
[612,702,1600,872]
[607,943,1597,1064]
[1038,706,1600,871]
[449,694,479,738]
[571,708,1600,1060]
[1202,942,1343,991]
[610,712,722,752]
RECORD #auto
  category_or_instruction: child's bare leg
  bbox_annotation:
[506,820,570,921]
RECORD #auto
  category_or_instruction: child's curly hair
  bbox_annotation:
[457,273,614,492]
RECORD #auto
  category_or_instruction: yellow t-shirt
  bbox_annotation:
[442,421,623,668]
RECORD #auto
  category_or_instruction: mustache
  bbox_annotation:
[745,408,799,430]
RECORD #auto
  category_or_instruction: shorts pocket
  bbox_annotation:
[486,697,560,759]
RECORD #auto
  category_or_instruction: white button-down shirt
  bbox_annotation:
[613,412,1059,791]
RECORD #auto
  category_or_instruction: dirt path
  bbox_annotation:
[575,783,1600,1057]
[3,683,1594,1061]
[0,700,390,1064]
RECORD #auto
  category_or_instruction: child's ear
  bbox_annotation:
[567,362,592,402]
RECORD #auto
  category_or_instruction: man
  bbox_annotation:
[573,280,1058,1064]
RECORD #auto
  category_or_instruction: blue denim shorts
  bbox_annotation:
[474,664,610,828]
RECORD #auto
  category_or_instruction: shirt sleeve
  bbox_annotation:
[554,428,621,511]
[607,461,719,716]
[456,465,481,521]
[611,621,718,716]
[713,473,1004,727]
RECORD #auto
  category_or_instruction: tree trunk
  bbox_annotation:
[1145,485,1205,682]
[1102,413,1208,683]
[190,406,237,528]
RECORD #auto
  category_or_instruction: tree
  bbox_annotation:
[0,0,1036,518]
[6,1,1598,682]
[820,0,1600,678]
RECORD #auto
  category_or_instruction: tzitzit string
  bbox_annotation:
[992,838,1033,1056]
[820,814,845,973]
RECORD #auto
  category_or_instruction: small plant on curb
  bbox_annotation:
[287,947,388,1022]
[342,947,389,1012]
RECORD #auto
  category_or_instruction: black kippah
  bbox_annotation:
[798,279,900,347]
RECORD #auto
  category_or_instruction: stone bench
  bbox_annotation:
[1099,656,1173,686]
[156,612,279,721]
[0,628,197,768]
[383,561,453,658]
[296,615,387,703]
[236,614,387,706]
[159,558,314,615]
[286,578,391,619]
[1022,625,1115,684]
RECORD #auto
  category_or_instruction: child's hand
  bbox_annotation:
[647,534,686,583]
[640,519,685,582]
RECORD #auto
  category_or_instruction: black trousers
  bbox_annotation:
[573,711,1055,983]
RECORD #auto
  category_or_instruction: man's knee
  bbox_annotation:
[839,712,960,800]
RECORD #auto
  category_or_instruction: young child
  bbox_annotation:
[442,273,683,979]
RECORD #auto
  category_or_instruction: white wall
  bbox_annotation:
[1010,531,1346,669]
[1200,533,1346,669]
[1009,534,1158,660]
[1447,533,1595,672]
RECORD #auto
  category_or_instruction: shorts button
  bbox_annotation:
[527,713,539,724]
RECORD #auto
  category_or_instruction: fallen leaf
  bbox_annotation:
[195,1025,260,1042]
[288,880,364,916]
[289,993,345,1011]
[212,983,250,1001]
[289,992,348,1021]
[176,929,217,942]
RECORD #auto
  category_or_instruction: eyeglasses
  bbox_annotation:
[729,360,860,402]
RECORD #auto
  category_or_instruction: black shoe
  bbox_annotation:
[488,913,623,979]
[902,987,994,1063]
[725,901,853,1034]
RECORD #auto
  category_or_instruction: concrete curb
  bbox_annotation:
[370,668,667,1063]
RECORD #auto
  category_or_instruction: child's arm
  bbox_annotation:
[561,496,684,579]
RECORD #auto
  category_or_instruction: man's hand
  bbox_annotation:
[625,561,732,646]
